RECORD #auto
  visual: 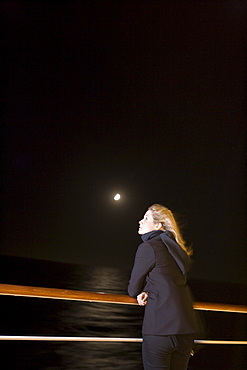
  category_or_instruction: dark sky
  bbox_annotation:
[1,1,246,284]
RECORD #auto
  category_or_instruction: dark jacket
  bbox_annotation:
[128,230,197,336]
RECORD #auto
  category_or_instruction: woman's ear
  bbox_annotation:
[155,222,163,230]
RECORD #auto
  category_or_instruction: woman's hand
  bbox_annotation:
[137,292,148,306]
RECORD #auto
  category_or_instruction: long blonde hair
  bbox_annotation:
[148,204,193,256]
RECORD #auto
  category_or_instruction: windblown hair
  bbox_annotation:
[148,204,193,256]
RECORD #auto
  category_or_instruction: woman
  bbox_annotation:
[128,204,197,369]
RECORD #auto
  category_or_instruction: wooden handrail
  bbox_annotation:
[193,301,247,313]
[0,283,246,314]
[0,284,135,304]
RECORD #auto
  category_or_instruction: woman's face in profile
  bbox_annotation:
[138,210,157,235]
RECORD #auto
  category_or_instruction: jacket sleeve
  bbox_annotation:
[128,242,155,297]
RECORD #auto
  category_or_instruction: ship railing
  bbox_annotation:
[0,283,246,345]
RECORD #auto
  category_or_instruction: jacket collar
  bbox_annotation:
[141,230,164,242]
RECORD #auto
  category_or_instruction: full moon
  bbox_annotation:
[114,193,121,201]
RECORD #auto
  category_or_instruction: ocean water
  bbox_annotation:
[0,256,246,369]
[1,258,143,369]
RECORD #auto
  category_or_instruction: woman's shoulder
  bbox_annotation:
[136,240,156,256]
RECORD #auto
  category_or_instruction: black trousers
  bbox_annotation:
[142,334,194,370]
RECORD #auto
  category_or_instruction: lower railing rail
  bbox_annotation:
[0,336,246,345]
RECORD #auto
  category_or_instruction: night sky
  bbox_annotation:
[1,1,246,284]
